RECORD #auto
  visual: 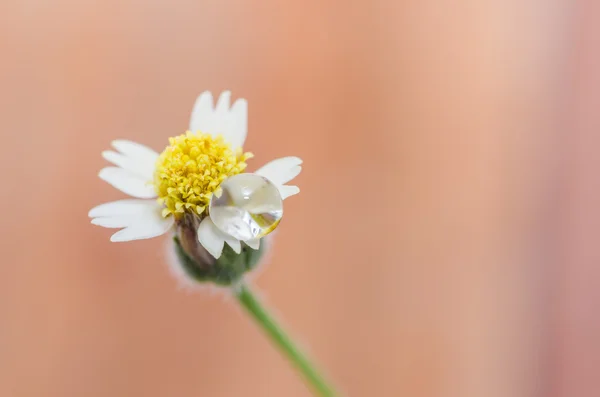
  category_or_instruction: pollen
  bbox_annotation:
[154,131,253,219]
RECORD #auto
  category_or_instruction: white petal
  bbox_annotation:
[197,217,243,258]
[224,235,241,254]
[91,217,132,228]
[255,157,303,185]
[188,91,248,150]
[102,150,155,180]
[197,217,226,259]
[111,140,159,169]
[189,91,214,133]
[214,90,231,117]
[245,238,260,250]
[279,185,300,200]
[98,167,157,199]
[110,213,174,242]
[90,199,173,242]
[225,98,247,149]
[88,199,158,218]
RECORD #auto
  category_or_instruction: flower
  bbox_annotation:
[89,91,302,260]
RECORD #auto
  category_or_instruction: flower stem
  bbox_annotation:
[235,283,339,397]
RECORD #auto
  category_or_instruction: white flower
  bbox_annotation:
[89,91,301,259]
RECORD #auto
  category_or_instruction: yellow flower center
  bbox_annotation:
[154,131,253,219]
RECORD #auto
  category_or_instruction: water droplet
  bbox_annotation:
[209,174,283,241]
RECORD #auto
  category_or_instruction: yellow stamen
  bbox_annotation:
[154,131,252,219]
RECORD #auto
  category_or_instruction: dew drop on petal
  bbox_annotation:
[209,174,283,241]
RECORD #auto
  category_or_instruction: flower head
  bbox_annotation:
[89,91,302,271]
[154,132,253,218]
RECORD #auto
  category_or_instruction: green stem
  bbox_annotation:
[235,283,339,397]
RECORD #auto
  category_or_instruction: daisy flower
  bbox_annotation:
[89,91,302,260]
[87,92,339,396]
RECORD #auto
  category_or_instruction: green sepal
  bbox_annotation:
[173,236,265,286]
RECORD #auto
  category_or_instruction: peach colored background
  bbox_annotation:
[0,1,598,396]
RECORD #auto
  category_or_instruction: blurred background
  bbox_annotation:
[1,0,598,396]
